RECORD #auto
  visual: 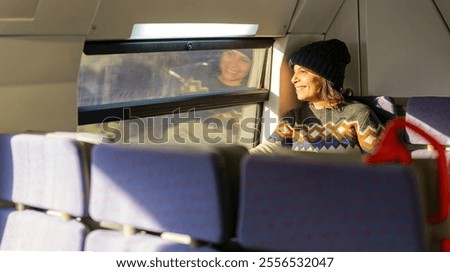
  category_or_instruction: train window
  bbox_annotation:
[78,49,265,106]
[77,39,273,147]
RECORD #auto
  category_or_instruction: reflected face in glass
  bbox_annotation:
[291,65,324,103]
[218,50,252,87]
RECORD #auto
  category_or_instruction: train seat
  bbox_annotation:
[403,96,450,251]
[351,96,397,124]
[0,134,14,203]
[405,96,450,148]
[0,133,90,251]
[85,143,247,251]
[0,209,14,246]
[1,210,86,251]
[236,152,426,251]
[11,134,89,216]
[0,134,16,247]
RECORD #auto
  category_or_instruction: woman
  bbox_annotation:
[195,49,253,91]
[251,39,384,154]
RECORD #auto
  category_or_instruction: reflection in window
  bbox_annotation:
[77,49,266,106]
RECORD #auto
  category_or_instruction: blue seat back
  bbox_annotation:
[405,96,450,145]
[237,153,425,251]
[351,96,397,124]
[88,144,237,247]
[1,133,89,251]
[10,134,89,216]
[1,210,86,251]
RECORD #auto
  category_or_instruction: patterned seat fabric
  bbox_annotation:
[1,133,89,251]
[405,96,450,145]
[1,210,86,251]
[405,96,450,251]
[237,153,426,251]
[351,96,397,124]
[11,134,89,216]
[87,144,246,251]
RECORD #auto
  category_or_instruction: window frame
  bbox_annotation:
[78,38,273,125]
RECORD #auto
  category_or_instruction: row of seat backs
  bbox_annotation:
[0,132,247,251]
[1,133,427,252]
[0,136,428,252]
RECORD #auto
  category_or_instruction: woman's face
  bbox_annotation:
[291,65,324,103]
[219,50,252,86]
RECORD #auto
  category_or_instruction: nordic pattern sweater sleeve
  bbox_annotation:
[250,101,384,154]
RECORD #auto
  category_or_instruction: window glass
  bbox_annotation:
[77,104,259,148]
[78,48,266,106]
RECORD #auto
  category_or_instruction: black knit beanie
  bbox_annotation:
[289,39,351,91]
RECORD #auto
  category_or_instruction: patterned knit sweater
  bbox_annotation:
[251,100,384,154]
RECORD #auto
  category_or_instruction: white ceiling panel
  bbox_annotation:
[86,0,298,40]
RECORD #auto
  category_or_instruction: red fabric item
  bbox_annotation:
[442,239,450,252]
[365,118,449,225]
